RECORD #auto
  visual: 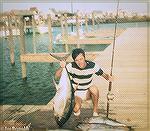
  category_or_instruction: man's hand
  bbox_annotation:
[102,73,114,82]
[59,60,66,68]
[108,75,114,82]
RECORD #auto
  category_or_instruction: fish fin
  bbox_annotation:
[50,53,70,61]
[52,78,59,91]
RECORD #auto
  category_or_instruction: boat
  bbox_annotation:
[0,29,20,37]
[35,25,49,34]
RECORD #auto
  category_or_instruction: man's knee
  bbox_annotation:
[74,96,82,111]
[75,96,82,103]
[89,85,99,96]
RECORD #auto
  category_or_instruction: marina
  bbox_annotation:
[0,5,149,131]
[1,26,149,130]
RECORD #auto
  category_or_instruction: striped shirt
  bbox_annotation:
[66,60,103,90]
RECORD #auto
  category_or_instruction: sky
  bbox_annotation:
[1,2,149,15]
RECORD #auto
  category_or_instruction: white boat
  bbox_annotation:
[0,29,20,37]
[67,19,85,24]
[35,25,53,34]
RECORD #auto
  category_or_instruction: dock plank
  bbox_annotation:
[94,27,148,129]
[20,52,98,63]
[1,27,149,130]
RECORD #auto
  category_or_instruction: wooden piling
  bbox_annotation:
[4,26,7,37]
[85,14,88,33]
[32,16,36,53]
[19,16,27,80]
[20,52,97,63]
[7,15,15,65]
[76,14,80,48]
[60,15,65,44]
[2,16,8,37]
[24,18,27,33]
[14,16,18,36]
[47,14,53,52]
[64,14,69,52]
[92,11,95,30]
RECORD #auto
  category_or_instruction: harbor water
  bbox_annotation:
[0,22,148,105]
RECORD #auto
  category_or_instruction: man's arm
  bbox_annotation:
[55,60,66,80]
[55,67,63,80]
[101,72,112,82]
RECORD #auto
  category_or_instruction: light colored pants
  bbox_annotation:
[74,90,88,101]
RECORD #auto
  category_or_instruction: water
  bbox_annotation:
[0,36,57,105]
[0,22,149,105]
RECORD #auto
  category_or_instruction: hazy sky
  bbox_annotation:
[2,2,148,14]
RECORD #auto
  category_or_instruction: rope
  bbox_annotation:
[106,0,120,118]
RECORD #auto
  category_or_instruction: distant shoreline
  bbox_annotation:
[51,19,150,27]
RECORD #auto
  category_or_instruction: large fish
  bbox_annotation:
[50,53,75,127]
[76,116,131,130]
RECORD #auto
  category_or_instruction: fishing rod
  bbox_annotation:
[106,0,120,118]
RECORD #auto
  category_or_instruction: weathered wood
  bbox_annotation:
[85,14,88,33]
[7,15,15,65]
[92,12,95,30]
[59,37,113,45]
[19,16,25,54]
[94,27,148,129]
[20,52,99,63]
[21,63,27,80]
[47,14,53,52]
[56,29,125,45]
[85,28,125,38]
[60,15,65,43]
[4,26,7,37]
[0,105,39,129]
[76,14,80,48]
[32,16,36,53]
[18,16,27,79]
[14,16,18,35]
[64,14,69,52]
[1,28,149,130]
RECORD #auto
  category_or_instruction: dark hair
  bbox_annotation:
[72,48,85,60]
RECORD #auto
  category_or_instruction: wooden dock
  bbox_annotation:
[20,52,99,63]
[1,27,149,130]
[66,37,113,44]
[93,27,149,129]
[57,28,125,45]
[85,28,125,38]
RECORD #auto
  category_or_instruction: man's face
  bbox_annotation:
[74,53,86,69]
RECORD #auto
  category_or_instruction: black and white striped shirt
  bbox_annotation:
[66,60,103,90]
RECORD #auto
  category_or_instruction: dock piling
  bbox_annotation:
[60,15,65,44]
[47,14,53,52]
[7,15,15,65]
[92,11,95,30]
[85,14,88,33]
[32,16,36,53]
[76,14,80,48]
[19,16,27,79]
[64,14,69,52]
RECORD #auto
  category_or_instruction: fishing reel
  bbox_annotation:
[107,91,115,101]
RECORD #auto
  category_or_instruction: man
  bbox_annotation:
[55,48,112,117]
